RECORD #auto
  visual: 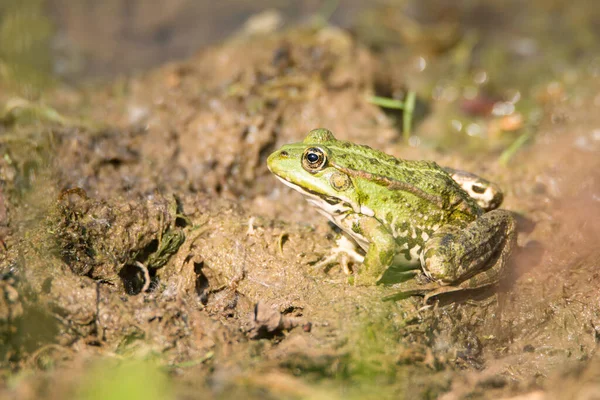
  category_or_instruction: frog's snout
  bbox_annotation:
[268,149,289,161]
[267,149,287,173]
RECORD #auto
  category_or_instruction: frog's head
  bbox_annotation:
[267,129,362,214]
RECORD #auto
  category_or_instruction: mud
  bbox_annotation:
[1,1,600,399]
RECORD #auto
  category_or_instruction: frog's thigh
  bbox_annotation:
[422,210,517,287]
[353,215,396,286]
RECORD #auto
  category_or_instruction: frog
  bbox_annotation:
[267,129,517,302]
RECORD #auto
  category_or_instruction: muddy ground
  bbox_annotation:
[1,1,600,399]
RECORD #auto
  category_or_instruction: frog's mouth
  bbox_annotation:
[274,176,355,215]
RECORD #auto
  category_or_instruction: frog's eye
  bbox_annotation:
[302,147,327,172]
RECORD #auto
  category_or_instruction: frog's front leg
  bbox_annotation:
[351,215,398,286]
[421,209,517,300]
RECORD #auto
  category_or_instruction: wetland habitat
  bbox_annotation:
[1,1,599,399]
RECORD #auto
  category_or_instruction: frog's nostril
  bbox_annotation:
[280,151,289,157]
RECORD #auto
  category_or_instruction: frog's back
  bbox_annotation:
[326,140,482,218]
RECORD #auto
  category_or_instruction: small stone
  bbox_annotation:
[523,344,535,353]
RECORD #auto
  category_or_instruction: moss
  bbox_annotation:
[77,359,173,400]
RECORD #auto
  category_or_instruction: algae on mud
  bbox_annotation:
[1,1,600,399]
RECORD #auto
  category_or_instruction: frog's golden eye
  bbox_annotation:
[302,147,327,172]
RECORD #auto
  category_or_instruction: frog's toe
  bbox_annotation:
[423,286,459,304]
[312,253,341,270]
[312,235,364,275]
[382,277,438,301]
[423,283,499,304]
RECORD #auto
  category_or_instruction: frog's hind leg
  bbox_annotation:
[421,210,517,302]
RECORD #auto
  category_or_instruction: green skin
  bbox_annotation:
[267,129,517,300]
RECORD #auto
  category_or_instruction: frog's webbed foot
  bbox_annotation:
[422,284,498,304]
[382,271,440,301]
[313,235,364,275]
[384,275,498,304]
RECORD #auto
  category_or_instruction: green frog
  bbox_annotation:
[267,129,517,301]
